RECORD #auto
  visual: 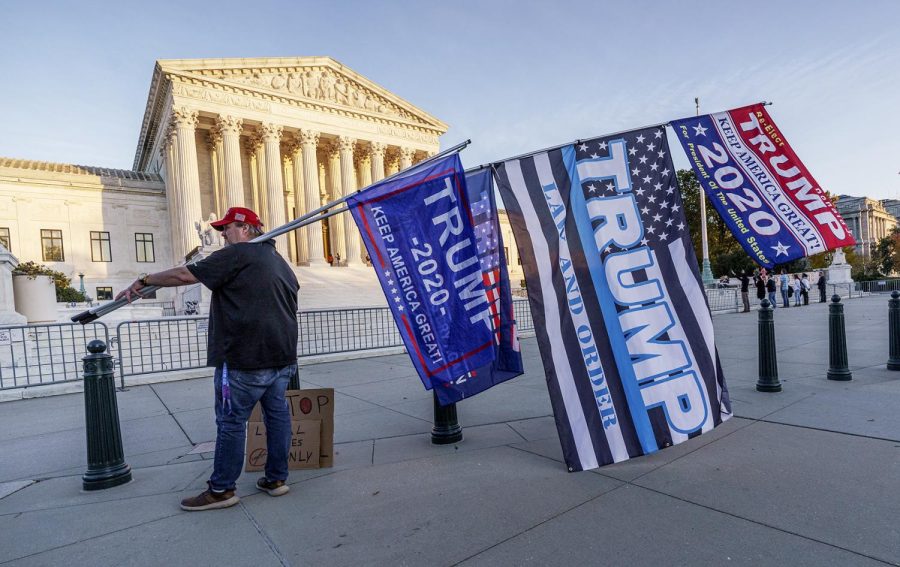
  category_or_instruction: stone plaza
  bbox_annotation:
[0,294,898,565]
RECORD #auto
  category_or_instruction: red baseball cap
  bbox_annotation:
[210,207,263,231]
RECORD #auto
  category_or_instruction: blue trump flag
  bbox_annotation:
[348,153,496,387]
[433,168,524,406]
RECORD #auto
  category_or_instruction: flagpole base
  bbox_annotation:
[701,258,715,286]
[431,391,462,445]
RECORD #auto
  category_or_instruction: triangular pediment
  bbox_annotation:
[157,57,447,131]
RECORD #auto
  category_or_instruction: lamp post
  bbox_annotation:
[696,97,715,286]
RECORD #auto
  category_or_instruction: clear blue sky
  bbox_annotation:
[1,0,898,198]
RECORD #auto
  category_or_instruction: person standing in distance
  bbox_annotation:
[117,207,299,511]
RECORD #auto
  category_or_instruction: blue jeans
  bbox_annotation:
[768,291,777,308]
[781,289,789,307]
[209,363,295,492]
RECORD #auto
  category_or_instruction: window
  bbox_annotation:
[135,233,155,263]
[96,287,113,300]
[0,227,9,250]
[90,231,112,262]
[41,229,64,261]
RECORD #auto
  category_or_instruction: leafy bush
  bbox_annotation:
[11,261,85,301]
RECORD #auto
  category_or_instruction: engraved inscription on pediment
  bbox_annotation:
[225,67,414,121]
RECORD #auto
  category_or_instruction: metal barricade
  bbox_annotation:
[115,317,209,387]
[0,322,109,390]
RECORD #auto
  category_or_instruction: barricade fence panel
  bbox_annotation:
[1,285,879,391]
[0,323,108,390]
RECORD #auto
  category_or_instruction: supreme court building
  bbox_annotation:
[0,57,523,310]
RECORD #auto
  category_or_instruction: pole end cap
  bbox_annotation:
[87,340,107,354]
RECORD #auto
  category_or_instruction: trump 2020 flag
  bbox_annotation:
[434,168,524,406]
[494,126,731,472]
[671,103,855,268]
[348,153,496,387]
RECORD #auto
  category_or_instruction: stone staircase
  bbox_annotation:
[295,265,387,310]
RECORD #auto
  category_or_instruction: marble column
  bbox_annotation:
[399,147,415,171]
[206,131,223,217]
[171,107,203,260]
[338,136,363,267]
[252,134,269,227]
[325,141,346,264]
[163,125,183,263]
[216,115,244,209]
[261,123,289,257]
[289,138,309,265]
[245,139,261,215]
[370,142,386,183]
[299,130,326,266]
[385,148,400,176]
[281,153,298,264]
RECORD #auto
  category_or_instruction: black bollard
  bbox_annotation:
[827,295,852,381]
[82,340,132,490]
[756,298,782,392]
[889,291,900,370]
[431,391,462,444]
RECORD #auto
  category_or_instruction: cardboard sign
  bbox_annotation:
[245,420,321,471]
[245,388,334,471]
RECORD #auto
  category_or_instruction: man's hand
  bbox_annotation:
[116,279,147,303]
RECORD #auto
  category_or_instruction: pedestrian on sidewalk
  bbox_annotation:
[766,274,777,309]
[755,271,766,305]
[779,269,790,308]
[801,273,811,306]
[740,270,751,312]
[118,206,299,511]
[818,271,827,302]
[793,274,802,306]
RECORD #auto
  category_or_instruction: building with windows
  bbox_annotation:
[835,195,899,258]
[1,57,537,309]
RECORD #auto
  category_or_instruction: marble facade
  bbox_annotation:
[0,57,526,309]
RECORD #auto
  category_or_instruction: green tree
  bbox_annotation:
[12,261,86,302]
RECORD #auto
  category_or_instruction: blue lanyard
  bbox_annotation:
[221,363,232,414]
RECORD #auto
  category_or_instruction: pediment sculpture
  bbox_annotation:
[229,68,411,120]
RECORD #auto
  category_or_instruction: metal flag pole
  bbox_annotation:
[72,140,471,324]
[696,97,716,287]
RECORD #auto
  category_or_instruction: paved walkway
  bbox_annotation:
[1,295,898,566]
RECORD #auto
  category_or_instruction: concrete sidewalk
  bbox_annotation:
[1,295,899,566]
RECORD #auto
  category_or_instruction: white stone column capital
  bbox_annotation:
[370,141,387,158]
[299,129,320,147]
[325,140,340,160]
[214,115,243,136]
[399,146,415,170]
[261,122,284,142]
[338,135,357,153]
[171,107,199,129]
[206,129,223,149]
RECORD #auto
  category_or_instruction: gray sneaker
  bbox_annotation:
[256,477,290,496]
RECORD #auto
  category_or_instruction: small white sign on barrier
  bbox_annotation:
[196,320,209,334]
[0,329,11,347]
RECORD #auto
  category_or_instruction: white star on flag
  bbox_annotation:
[693,123,708,136]
[772,242,791,256]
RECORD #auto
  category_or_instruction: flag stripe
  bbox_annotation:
[500,159,599,470]
[531,152,630,463]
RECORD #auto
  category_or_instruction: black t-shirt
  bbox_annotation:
[740,275,750,292]
[187,240,299,370]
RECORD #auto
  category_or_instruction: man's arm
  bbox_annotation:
[115,266,199,303]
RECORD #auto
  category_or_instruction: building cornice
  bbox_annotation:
[133,56,449,172]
